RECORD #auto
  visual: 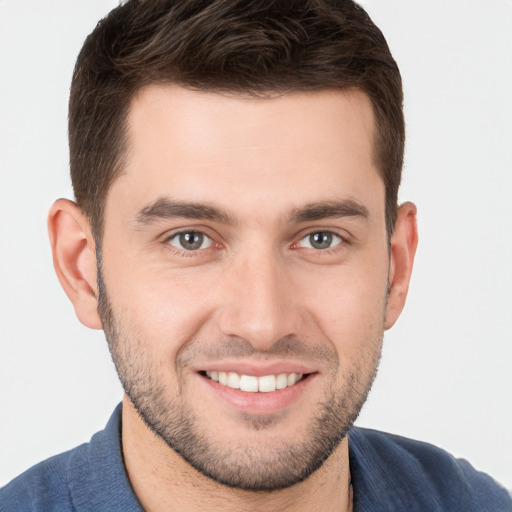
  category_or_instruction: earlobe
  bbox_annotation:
[48,199,103,330]
[385,202,419,330]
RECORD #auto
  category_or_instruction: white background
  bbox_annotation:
[1,0,511,489]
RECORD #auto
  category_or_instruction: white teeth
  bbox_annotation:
[227,372,240,388]
[276,373,288,389]
[287,373,298,386]
[240,375,259,392]
[205,371,304,392]
[258,375,276,392]
[206,371,220,382]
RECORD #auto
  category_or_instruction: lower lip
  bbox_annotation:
[199,373,316,415]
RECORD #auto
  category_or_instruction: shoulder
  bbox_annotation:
[349,427,512,512]
[0,405,142,512]
[0,446,83,511]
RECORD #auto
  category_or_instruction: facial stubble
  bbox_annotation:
[97,267,384,491]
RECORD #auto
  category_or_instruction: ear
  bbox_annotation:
[48,199,102,329]
[385,202,418,330]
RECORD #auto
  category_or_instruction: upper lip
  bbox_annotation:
[194,360,317,377]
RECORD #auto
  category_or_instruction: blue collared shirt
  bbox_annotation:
[1,404,511,511]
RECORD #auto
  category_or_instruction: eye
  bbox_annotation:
[168,231,212,251]
[298,231,343,250]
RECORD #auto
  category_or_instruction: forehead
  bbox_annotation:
[108,85,382,224]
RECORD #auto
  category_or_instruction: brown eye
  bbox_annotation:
[299,231,342,250]
[169,231,212,251]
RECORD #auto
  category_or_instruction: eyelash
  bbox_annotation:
[164,230,215,256]
[295,231,345,252]
[163,229,348,257]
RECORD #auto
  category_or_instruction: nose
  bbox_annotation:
[214,248,303,351]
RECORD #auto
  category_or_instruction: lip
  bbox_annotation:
[197,370,318,415]
[194,360,317,377]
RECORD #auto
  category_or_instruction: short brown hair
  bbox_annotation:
[69,0,404,239]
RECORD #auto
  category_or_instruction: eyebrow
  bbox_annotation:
[135,197,369,228]
[135,198,236,226]
[288,199,369,223]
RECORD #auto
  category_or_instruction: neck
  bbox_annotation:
[121,396,353,512]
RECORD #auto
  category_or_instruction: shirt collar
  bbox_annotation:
[66,403,144,511]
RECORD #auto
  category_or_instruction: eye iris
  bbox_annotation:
[310,232,332,249]
[179,232,203,250]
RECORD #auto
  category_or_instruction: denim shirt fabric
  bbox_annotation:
[1,405,143,512]
[1,404,511,511]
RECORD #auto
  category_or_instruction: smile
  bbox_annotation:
[205,371,305,393]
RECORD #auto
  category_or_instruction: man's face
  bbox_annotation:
[99,86,390,490]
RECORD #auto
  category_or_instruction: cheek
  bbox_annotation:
[295,263,388,383]
[300,264,388,332]
[312,275,386,383]
[104,258,222,357]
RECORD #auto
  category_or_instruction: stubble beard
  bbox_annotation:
[97,270,384,491]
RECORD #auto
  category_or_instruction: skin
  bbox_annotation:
[48,86,418,512]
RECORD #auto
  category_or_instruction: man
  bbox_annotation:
[1,0,510,510]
